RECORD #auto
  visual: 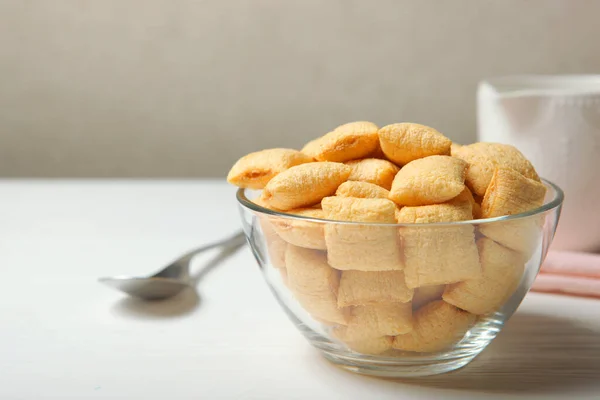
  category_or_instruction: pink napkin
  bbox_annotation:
[531,251,600,299]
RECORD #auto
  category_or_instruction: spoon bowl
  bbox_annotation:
[99,231,246,300]
[99,276,191,300]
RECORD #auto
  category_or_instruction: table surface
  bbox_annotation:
[2,180,600,400]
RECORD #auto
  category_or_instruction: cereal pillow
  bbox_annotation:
[301,121,379,162]
[378,123,452,165]
[227,148,313,189]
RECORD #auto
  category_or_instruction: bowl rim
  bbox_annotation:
[236,178,564,227]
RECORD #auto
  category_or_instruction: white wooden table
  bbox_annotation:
[1,180,599,400]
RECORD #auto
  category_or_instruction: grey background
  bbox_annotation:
[1,0,599,177]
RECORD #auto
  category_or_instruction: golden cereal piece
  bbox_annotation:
[412,285,445,310]
[450,142,463,156]
[337,270,413,307]
[378,123,452,166]
[253,191,286,213]
[397,199,480,288]
[479,217,544,259]
[322,196,398,222]
[472,191,484,219]
[459,186,477,215]
[395,193,474,224]
[452,142,541,196]
[278,267,288,286]
[335,181,390,199]
[392,300,476,353]
[265,231,288,270]
[332,327,393,355]
[388,156,467,206]
[314,317,338,326]
[345,158,400,190]
[253,197,288,269]
[481,167,547,218]
[322,197,404,271]
[271,208,326,250]
[262,162,351,210]
[227,148,313,189]
[301,121,379,162]
[285,245,348,325]
[443,238,525,315]
[344,303,413,339]
[455,187,481,219]
[402,225,480,288]
[345,337,394,355]
[301,138,320,158]
[394,206,403,223]
[479,167,546,257]
[458,185,475,204]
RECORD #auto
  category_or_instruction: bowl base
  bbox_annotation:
[299,313,504,378]
[320,347,481,377]
[270,272,506,377]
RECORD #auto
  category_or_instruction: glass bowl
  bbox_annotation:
[235,180,563,377]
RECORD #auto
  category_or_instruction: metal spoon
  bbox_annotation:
[99,230,246,300]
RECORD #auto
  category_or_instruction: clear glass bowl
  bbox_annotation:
[236,180,563,377]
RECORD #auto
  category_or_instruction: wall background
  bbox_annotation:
[1,0,600,177]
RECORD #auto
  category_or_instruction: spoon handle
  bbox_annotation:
[151,230,246,279]
[179,230,246,262]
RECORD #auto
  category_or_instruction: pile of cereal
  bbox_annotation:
[227,122,546,355]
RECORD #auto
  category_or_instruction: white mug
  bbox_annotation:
[477,75,600,252]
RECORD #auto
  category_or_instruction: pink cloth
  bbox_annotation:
[531,251,600,298]
[532,274,600,299]
[540,250,600,278]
